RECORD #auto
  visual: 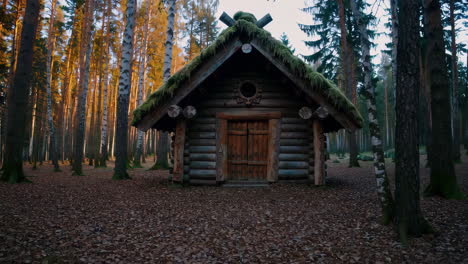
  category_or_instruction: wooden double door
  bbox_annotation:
[227,120,269,180]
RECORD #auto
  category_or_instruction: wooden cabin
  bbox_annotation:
[132,12,363,186]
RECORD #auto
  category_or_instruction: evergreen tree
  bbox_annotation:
[279,32,295,54]
[423,0,464,199]
[394,0,431,243]
[1,0,41,183]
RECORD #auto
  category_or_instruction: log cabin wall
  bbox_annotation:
[180,50,324,185]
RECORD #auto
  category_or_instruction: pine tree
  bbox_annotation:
[45,0,60,171]
[72,0,95,175]
[279,32,295,54]
[394,0,431,244]
[337,0,359,167]
[1,0,40,183]
[423,0,464,199]
[133,0,151,168]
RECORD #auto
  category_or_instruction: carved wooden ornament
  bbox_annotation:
[236,81,262,106]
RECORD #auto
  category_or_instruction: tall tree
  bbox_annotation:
[97,0,112,168]
[72,0,95,175]
[45,0,60,171]
[113,0,136,180]
[394,0,431,243]
[423,0,464,199]
[337,0,359,167]
[133,0,151,168]
[349,0,394,224]
[152,0,176,170]
[0,0,40,183]
[448,0,460,162]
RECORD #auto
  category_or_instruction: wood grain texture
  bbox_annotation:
[216,118,227,182]
[172,119,185,182]
[267,118,281,182]
[313,119,325,185]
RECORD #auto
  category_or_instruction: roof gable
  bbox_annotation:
[132,17,363,131]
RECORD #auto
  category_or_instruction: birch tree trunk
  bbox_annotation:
[72,0,95,175]
[350,0,394,224]
[423,0,464,199]
[0,0,40,183]
[337,0,359,168]
[98,0,112,168]
[113,0,136,180]
[133,1,151,168]
[152,0,176,170]
[45,0,60,171]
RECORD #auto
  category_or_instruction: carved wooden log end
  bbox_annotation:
[299,106,313,120]
[168,105,182,118]
[183,105,197,119]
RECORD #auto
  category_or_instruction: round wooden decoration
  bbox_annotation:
[168,105,182,118]
[183,105,197,119]
[315,106,329,119]
[242,43,252,54]
[236,81,262,106]
[299,106,313,119]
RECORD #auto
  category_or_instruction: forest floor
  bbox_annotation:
[0,155,467,263]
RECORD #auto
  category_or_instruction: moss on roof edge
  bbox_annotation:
[132,19,363,128]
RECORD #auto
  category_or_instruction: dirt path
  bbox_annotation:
[0,157,466,263]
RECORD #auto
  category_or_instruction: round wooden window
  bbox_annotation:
[236,81,262,106]
[240,82,257,98]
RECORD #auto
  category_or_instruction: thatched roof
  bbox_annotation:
[132,12,363,129]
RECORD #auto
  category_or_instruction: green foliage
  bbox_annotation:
[299,0,376,81]
[279,32,295,54]
[132,13,363,128]
[233,11,257,24]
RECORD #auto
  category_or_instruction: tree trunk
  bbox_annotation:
[395,0,431,244]
[337,0,359,168]
[423,0,464,199]
[390,0,398,97]
[45,0,59,171]
[72,0,95,175]
[98,0,112,168]
[449,0,460,162]
[113,0,136,180]
[0,0,40,183]
[133,0,151,168]
[350,0,395,224]
[152,0,176,170]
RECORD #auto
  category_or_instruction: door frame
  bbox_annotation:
[216,111,281,183]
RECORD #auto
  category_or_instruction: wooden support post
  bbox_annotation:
[313,119,325,185]
[216,118,228,182]
[267,118,281,182]
[172,119,186,182]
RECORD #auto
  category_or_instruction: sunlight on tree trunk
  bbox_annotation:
[113,0,136,180]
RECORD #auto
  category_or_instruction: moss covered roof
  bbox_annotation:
[132,12,363,128]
